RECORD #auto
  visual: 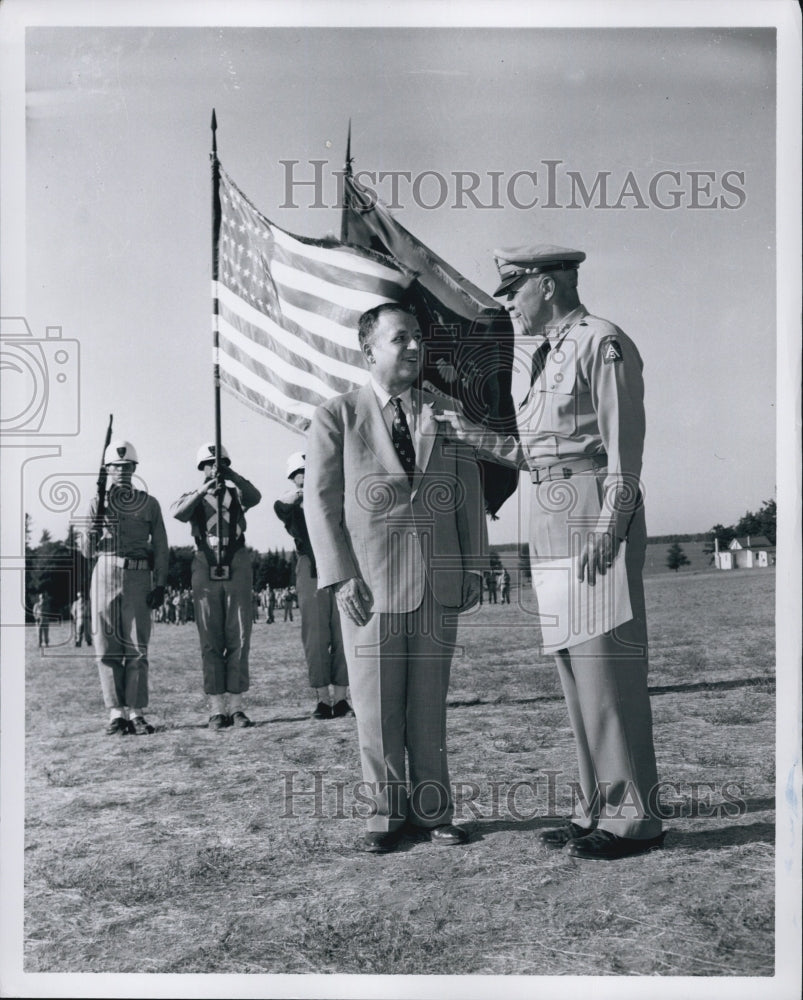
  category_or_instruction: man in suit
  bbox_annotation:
[305,303,487,854]
[435,245,663,861]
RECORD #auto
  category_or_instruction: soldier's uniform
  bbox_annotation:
[468,246,662,858]
[274,452,350,720]
[33,593,51,648]
[172,443,261,729]
[83,440,168,735]
[71,592,91,646]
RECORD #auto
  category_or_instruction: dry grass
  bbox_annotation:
[24,569,775,977]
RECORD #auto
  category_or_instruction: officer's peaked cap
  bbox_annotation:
[493,244,586,297]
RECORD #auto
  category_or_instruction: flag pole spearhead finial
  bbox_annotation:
[211,109,218,154]
[344,118,352,174]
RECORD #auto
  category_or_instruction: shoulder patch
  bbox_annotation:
[601,336,623,364]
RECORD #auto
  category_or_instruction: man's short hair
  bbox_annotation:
[357,302,417,348]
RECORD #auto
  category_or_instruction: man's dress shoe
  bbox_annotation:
[538,821,595,849]
[410,823,470,846]
[361,829,403,854]
[566,828,666,860]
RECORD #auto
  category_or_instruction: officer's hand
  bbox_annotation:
[576,531,622,586]
[431,410,485,449]
[460,573,481,612]
[146,585,166,609]
[334,577,373,627]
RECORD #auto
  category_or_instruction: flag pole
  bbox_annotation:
[210,108,225,575]
[340,118,352,243]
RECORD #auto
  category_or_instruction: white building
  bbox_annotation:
[714,535,775,570]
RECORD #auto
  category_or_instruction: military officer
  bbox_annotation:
[172,443,261,730]
[274,452,351,720]
[83,440,168,735]
[436,245,663,860]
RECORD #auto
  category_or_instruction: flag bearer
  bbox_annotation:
[172,444,262,730]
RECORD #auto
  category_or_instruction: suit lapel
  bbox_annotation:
[355,383,408,480]
[415,390,438,481]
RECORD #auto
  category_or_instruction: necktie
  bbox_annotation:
[530,338,551,385]
[390,397,416,486]
[520,339,551,408]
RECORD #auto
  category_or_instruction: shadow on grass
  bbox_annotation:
[667,821,775,849]
[649,676,775,697]
[467,811,776,849]
[449,675,774,709]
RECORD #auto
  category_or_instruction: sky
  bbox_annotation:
[2,12,784,557]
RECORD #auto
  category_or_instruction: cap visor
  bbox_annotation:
[493,273,526,297]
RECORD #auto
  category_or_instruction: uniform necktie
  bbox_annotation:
[390,397,416,486]
[520,339,551,408]
[529,338,551,386]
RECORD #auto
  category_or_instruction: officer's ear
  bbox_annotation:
[541,275,556,301]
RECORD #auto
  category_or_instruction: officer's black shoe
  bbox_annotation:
[331,699,355,718]
[105,717,129,736]
[208,713,230,731]
[231,711,254,728]
[312,701,333,720]
[129,716,155,735]
[538,821,595,849]
[566,828,666,861]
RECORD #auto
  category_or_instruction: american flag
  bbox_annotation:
[214,167,412,431]
[342,171,520,517]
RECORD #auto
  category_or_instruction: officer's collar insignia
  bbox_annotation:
[602,337,623,364]
[116,446,126,458]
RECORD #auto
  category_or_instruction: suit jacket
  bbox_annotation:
[305,383,487,615]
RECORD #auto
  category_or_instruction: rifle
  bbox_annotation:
[92,414,114,546]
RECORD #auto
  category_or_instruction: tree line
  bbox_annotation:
[666,498,777,572]
[23,515,298,622]
[23,496,777,616]
[704,498,777,551]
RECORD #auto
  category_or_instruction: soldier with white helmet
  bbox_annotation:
[82,439,168,735]
[172,443,262,730]
[274,451,351,720]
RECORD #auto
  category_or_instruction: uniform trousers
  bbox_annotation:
[339,581,456,833]
[75,615,90,646]
[91,560,152,710]
[191,546,252,695]
[530,469,661,838]
[295,554,348,689]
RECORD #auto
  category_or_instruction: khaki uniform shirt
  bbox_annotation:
[476,305,645,538]
[84,486,169,585]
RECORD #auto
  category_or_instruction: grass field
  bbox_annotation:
[23,568,776,979]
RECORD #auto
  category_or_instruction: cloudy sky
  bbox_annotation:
[3,7,786,556]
